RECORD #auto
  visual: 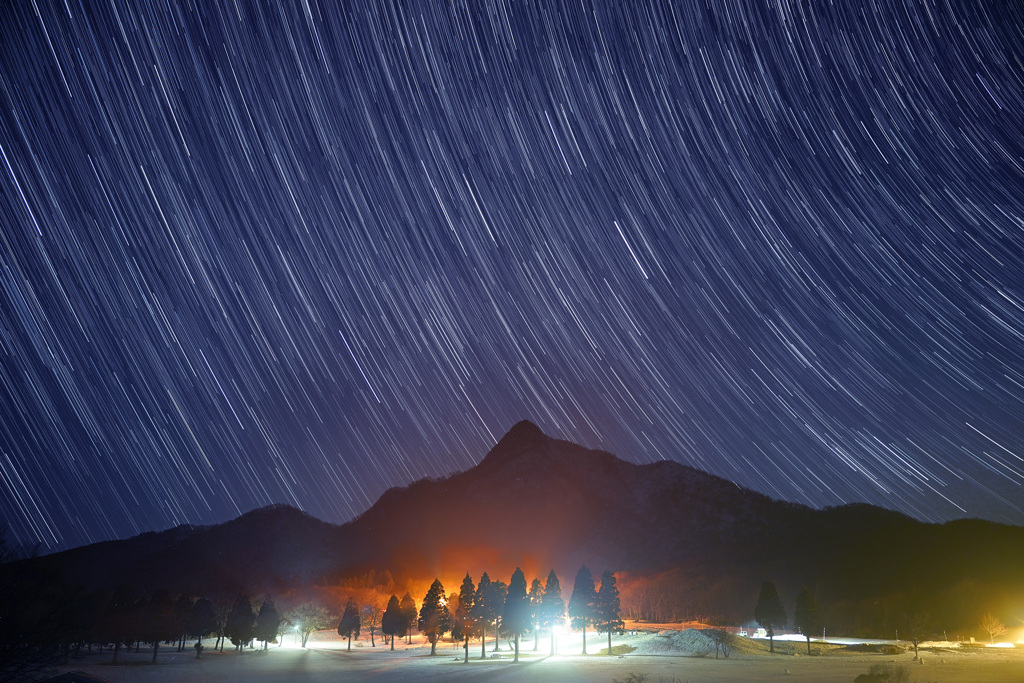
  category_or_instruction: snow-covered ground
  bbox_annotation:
[52,628,1024,682]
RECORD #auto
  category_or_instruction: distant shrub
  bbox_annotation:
[612,673,649,683]
[853,663,909,683]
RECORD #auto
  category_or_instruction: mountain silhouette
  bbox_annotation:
[18,421,1024,627]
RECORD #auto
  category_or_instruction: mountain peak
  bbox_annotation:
[503,419,545,442]
[478,420,549,468]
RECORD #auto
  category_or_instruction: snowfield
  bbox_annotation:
[52,626,1024,682]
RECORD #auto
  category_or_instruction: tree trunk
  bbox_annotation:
[152,641,159,663]
[463,635,469,663]
[347,634,352,651]
[370,628,375,647]
[608,628,612,654]
[481,627,487,659]
[430,637,437,656]
[112,642,120,664]
[514,633,519,662]
[581,626,587,655]
[805,635,811,656]
[769,633,774,653]
[550,629,556,655]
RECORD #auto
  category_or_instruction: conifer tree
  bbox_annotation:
[226,594,255,651]
[418,579,451,656]
[540,570,565,655]
[455,573,477,663]
[754,581,786,653]
[491,580,507,650]
[448,592,461,645]
[381,594,402,650]
[399,593,417,644]
[568,565,596,655]
[188,598,217,644]
[474,572,494,659]
[502,568,529,662]
[143,589,175,663]
[254,598,281,651]
[99,585,137,664]
[793,586,821,656]
[337,597,361,650]
[528,578,544,651]
[594,570,624,655]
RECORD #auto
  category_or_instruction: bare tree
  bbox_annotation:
[213,602,230,652]
[980,613,1007,644]
[707,629,735,659]
[362,593,388,647]
[285,602,337,648]
[900,610,930,659]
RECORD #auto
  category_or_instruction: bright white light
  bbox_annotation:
[986,642,1013,648]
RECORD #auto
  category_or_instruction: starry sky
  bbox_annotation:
[2,1,1023,553]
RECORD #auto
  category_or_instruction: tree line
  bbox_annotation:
[54,587,340,663]
[329,565,625,663]
[752,579,1014,658]
[0,549,624,680]
[392,565,623,662]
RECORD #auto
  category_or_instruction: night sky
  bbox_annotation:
[2,1,1023,553]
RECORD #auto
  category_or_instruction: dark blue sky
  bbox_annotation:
[2,1,1022,552]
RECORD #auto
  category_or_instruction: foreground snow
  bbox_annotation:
[53,628,1024,682]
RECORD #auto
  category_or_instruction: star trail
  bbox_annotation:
[1,1,1023,552]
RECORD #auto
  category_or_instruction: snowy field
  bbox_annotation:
[52,627,1024,682]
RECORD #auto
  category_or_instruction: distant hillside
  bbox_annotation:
[26,503,346,598]
[17,420,1024,629]
[340,419,815,579]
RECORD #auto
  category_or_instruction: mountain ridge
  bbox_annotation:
[14,421,1024,629]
